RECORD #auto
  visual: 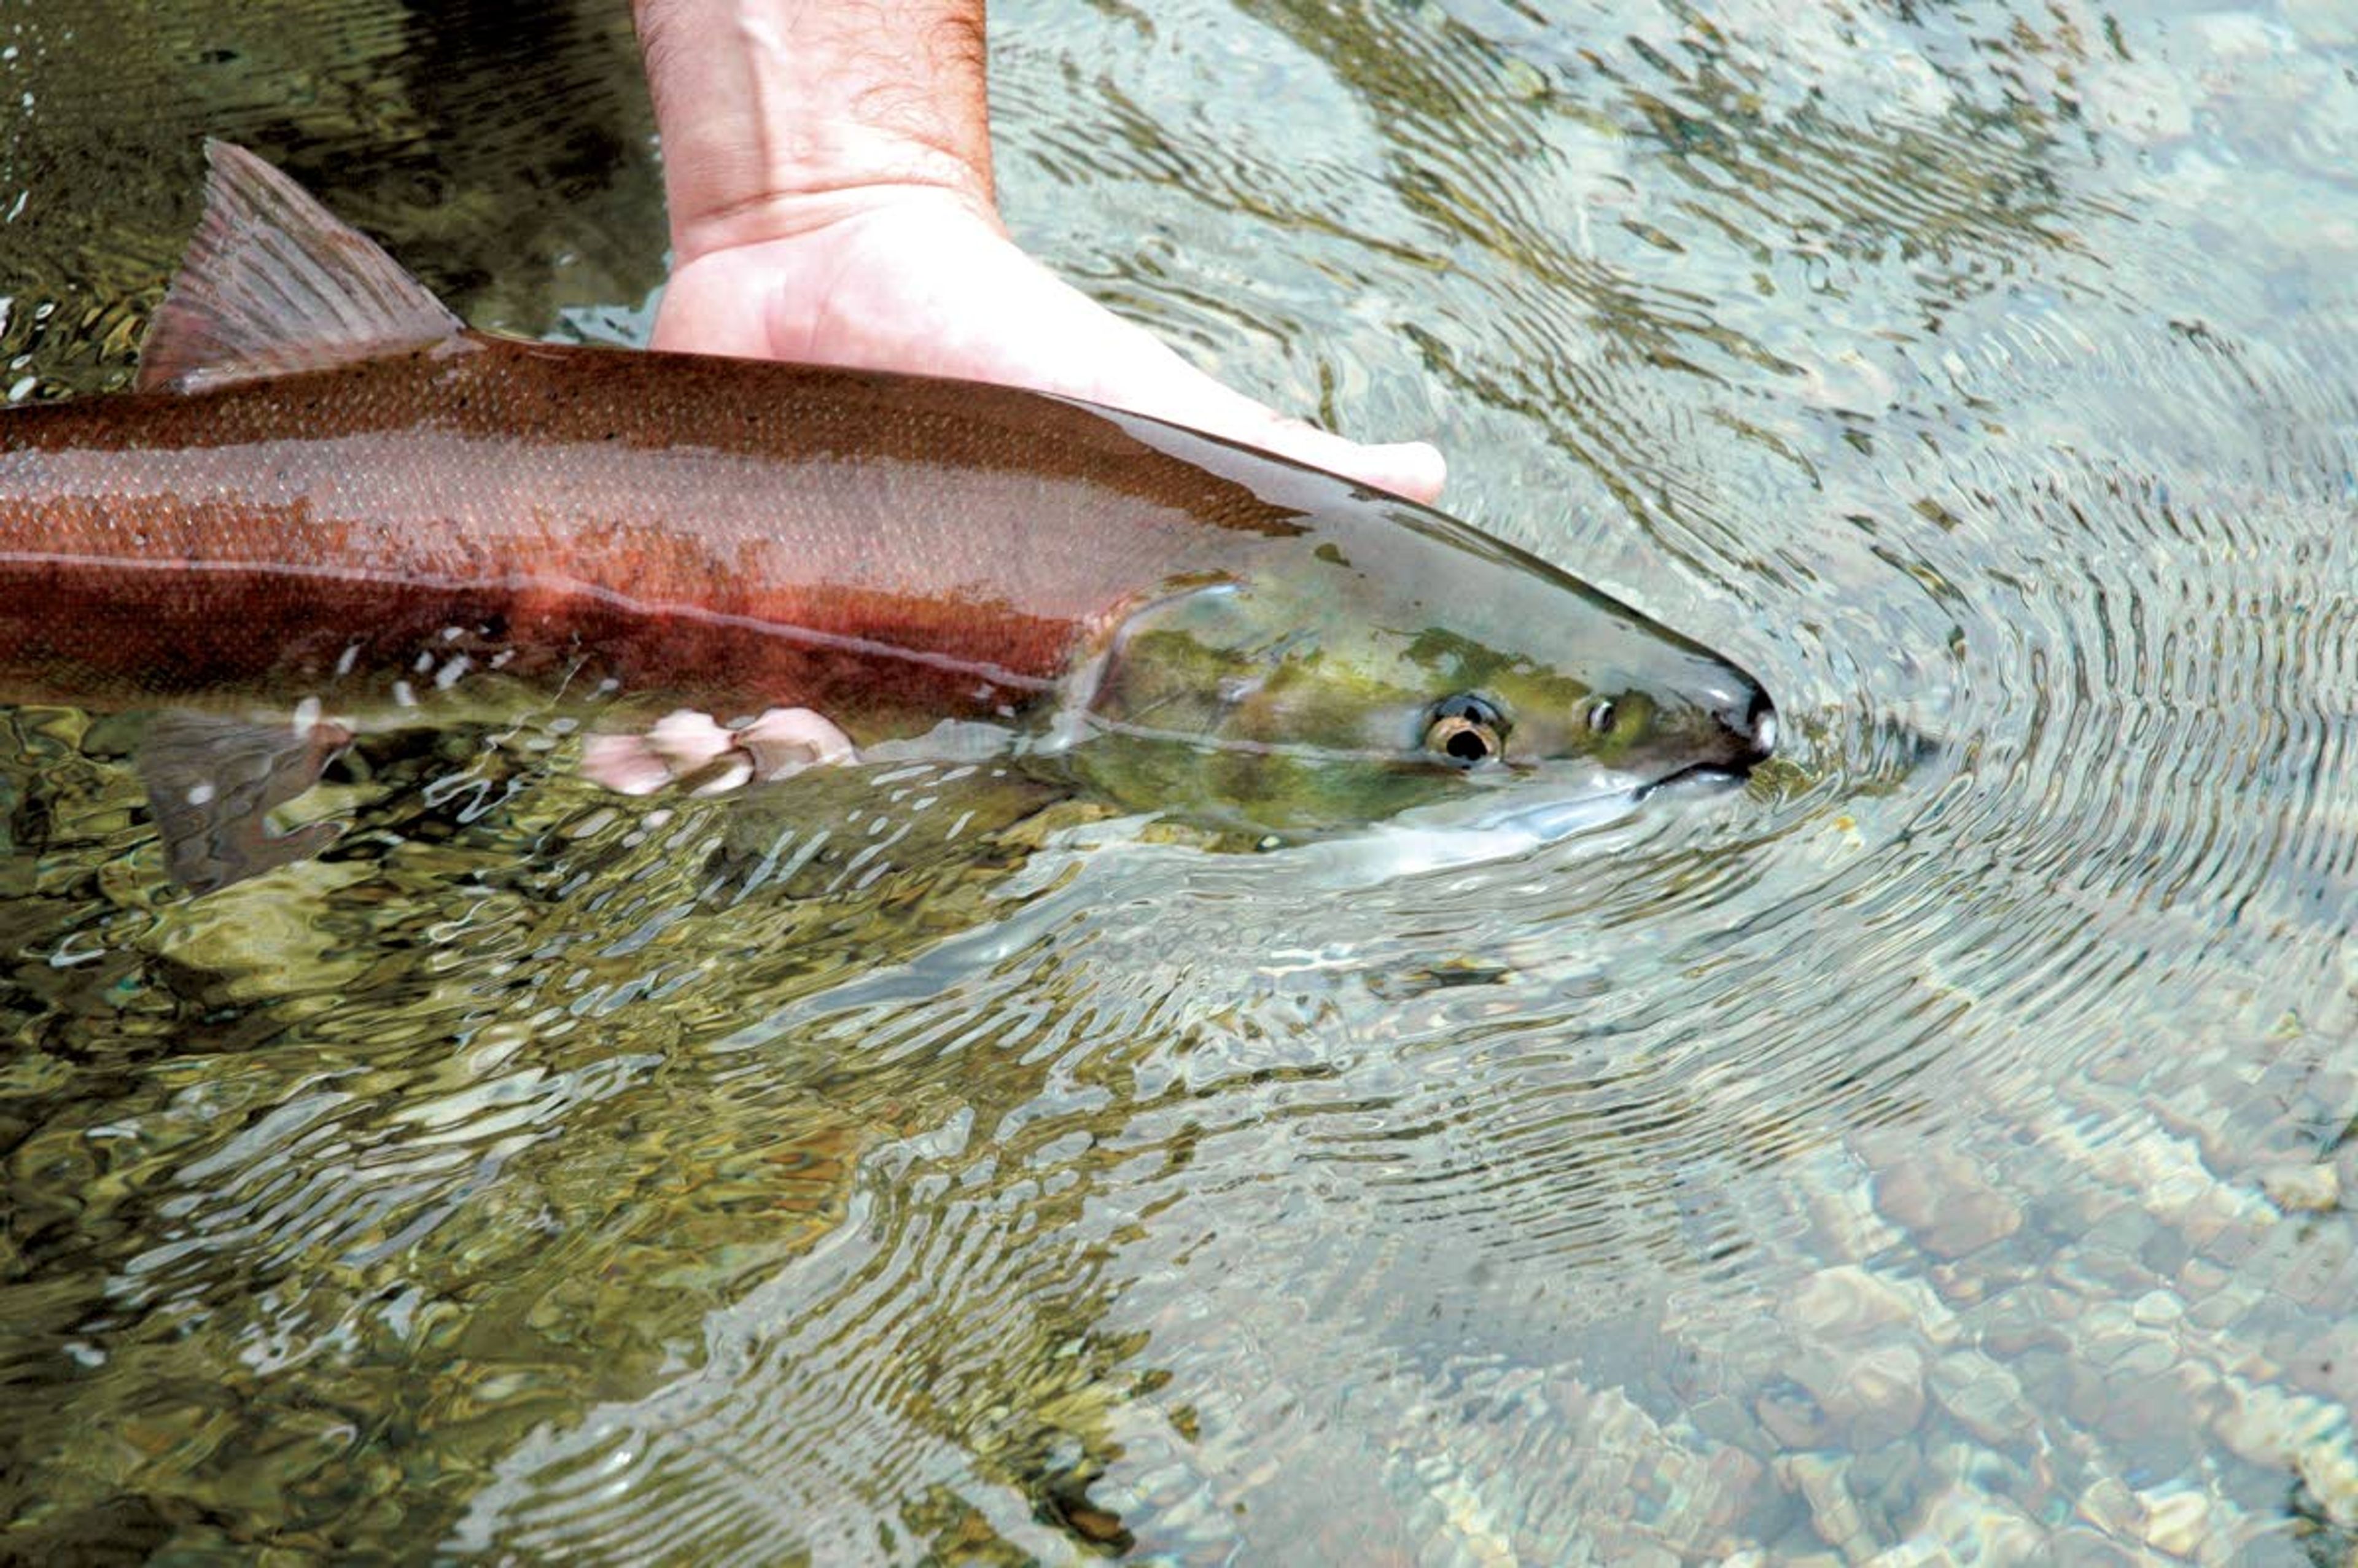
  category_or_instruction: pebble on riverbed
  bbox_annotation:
[1866,1140,2024,1260]
[2258,1160,2341,1213]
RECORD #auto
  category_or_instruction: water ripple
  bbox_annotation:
[4,0,2357,1558]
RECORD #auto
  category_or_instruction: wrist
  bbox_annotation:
[633,0,997,262]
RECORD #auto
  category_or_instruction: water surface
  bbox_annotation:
[2,0,2354,1561]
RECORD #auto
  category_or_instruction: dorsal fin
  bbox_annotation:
[136,140,465,394]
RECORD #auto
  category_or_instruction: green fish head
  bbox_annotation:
[1072,505,1776,837]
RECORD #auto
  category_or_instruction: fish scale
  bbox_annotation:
[0,341,1257,715]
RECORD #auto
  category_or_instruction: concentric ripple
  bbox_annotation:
[2,0,2357,1561]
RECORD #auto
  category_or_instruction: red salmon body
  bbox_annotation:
[0,336,1308,733]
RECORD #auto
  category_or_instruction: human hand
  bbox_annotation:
[649,187,1447,505]
[633,0,1442,502]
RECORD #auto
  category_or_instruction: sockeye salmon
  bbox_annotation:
[0,142,1775,890]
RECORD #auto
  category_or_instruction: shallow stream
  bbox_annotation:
[2,0,2354,1561]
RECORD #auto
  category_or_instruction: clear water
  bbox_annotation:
[2,0,2354,1561]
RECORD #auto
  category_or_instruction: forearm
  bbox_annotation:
[631,0,997,260]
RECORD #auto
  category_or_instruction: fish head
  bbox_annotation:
[1073,503,1776,837]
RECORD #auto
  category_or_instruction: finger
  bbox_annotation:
[1027,303,1450,503]
[1234,425,1447,505]
[644,709,742,771]
[738,707,858,775]
[1099,373,1449,506]
[580,734,677,795]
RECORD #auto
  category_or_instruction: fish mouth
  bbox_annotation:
[1651,697,1773,797]
[1652,679,1778,793]
[1632,684,1778,799]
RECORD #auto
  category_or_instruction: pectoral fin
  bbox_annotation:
[137,712,352,893]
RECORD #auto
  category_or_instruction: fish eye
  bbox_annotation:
[1423,693,1508,768]
[1588,699,1617,735]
